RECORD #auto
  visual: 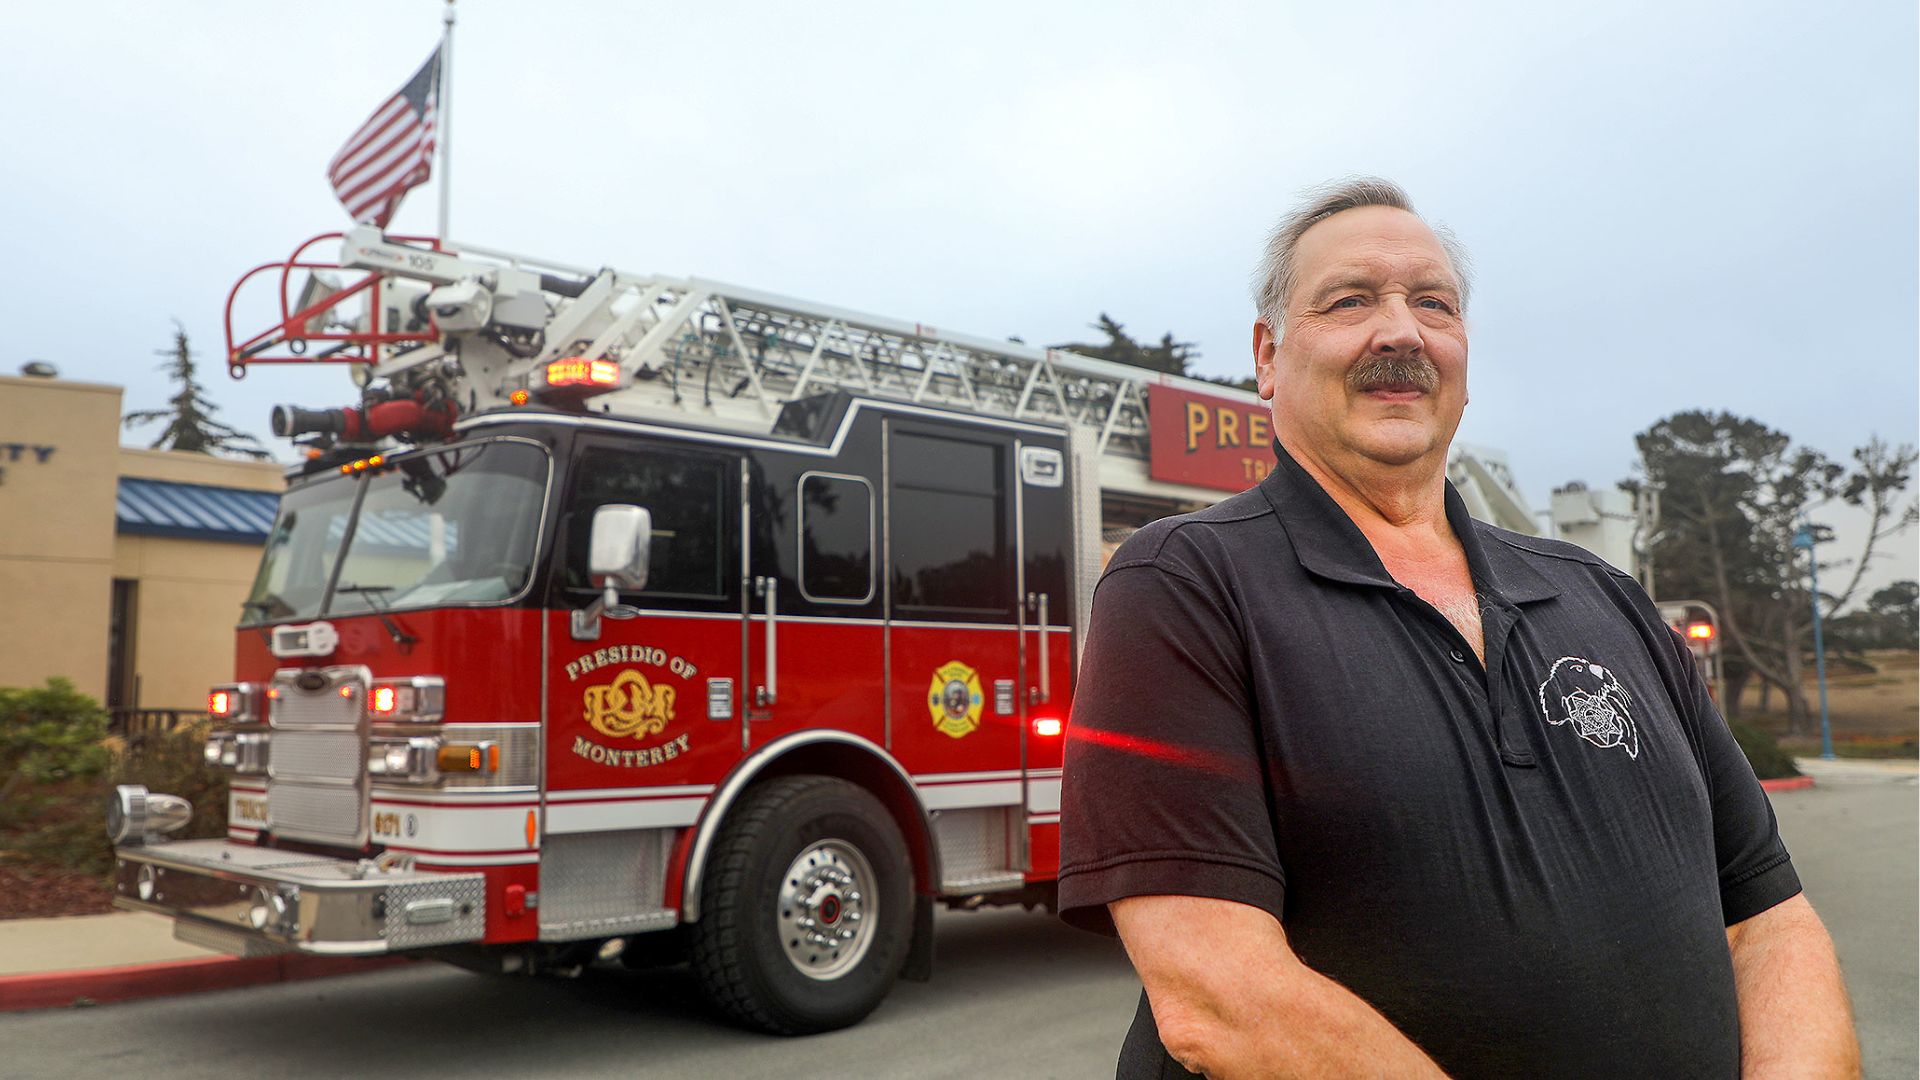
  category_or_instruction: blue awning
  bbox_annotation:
[116,477,281,545]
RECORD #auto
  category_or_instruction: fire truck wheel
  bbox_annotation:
[690,775,912,1035]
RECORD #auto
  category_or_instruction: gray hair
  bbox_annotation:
[1252,176,1473,332]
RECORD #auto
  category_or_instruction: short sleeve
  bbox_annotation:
[1057,557,1285,935]
[1666,628,1802,925]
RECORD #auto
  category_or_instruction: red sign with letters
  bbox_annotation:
[1147,384,1278,493]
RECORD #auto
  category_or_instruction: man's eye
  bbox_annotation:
[1331,296,1365,310]
[1417,297,1455,313]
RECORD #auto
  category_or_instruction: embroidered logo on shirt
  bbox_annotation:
[1538,657,1640,759]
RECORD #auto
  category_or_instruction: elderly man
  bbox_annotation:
[1056,178,1858,1078]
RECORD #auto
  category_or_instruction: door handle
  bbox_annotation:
[1027,591,1050,704]
[754,576,778,706]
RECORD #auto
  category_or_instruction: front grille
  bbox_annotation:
[268,666,370,847]
[271,730,362,779]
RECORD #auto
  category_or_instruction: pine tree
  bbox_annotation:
[122,323,270,460]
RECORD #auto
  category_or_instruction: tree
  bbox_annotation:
[1631,411,1916,732]
[122,322,271,459]
[1054,314,1256,391]
[1867,580,1919,645]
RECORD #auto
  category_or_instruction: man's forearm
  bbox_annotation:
[1727,894,1859,1079]
[1114,896,1447,1079]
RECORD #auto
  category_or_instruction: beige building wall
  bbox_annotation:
[113,450,285,711]
[0,373,286,710]
[0,374,122,700]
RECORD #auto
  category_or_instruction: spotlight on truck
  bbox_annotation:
[107,785,193,846]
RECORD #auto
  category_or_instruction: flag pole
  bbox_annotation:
[437,0,456,240]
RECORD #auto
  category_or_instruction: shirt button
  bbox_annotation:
[1449,648,1467,663]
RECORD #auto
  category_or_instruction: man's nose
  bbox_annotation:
[1370,297,1425,354]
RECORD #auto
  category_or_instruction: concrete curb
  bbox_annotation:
[0,953,413,1011]
[1759,776,1816,792]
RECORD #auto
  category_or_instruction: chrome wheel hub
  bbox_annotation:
[777,839,876,980]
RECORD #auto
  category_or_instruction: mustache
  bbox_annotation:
[1347,355,1439,395]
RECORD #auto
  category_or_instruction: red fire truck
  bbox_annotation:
[107,227,1533,1031]
[103,227,1274,1033]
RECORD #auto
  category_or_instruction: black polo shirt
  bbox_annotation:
[1058,445,1800,1079]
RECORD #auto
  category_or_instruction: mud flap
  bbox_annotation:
[900,892,935,983]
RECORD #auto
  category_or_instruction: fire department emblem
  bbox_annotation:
[583,668,676,740]
[1538,656,1640,760]
[927,661,984,739]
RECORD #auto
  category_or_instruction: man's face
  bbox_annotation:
[1254,205,1468,476]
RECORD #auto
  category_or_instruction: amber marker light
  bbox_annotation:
[509,389,531,406]
[1033,716,1064,737]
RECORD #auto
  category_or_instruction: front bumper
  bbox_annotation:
[112,840,486,956]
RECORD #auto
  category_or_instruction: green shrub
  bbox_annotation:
[1,682,227,875]
[1729,720,1801,780]
[0,678,111,830]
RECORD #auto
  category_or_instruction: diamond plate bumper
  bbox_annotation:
[112,839,486,956]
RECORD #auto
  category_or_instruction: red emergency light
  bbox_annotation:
[1685,622,1715,642]
[544,357,620,389]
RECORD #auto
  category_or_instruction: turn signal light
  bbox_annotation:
[1033,716,1064,737]
[436,743,500,774]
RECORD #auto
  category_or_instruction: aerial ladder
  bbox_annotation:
[225,226,1539,531]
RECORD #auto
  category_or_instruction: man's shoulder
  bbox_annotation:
[1107,487,1277,575]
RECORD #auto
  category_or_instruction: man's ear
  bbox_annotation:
[1252,320,1278,401]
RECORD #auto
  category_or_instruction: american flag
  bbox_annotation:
[328,47,441,228]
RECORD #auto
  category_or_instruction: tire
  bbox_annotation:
[689,775,913,1034]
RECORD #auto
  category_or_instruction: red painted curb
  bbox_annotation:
[1759,776,1815,792]
[0,953,413,1011]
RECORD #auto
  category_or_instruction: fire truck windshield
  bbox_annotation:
[243,440,549,625]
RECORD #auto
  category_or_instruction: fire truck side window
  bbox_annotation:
[565,447,728,600]
[798,473,874,604]
[888,432,1009,616]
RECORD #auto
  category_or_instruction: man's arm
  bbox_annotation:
[1112,895,1447,1079]
[1725,893,1859,1079]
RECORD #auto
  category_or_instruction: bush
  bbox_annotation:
[0,678,111,830]
[1729,720,1801,780]
[1,682,226,877]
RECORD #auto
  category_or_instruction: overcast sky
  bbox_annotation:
[4,1,1915,594]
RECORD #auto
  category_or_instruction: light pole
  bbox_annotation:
[1791,524,1835,760]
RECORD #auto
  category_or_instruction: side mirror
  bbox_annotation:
[589,504,651,595]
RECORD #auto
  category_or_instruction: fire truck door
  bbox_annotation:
[545,441,748,798]
[884,420,1028,883]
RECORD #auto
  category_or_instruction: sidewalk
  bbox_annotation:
[0,911,409,1010]
[1791,755,1920,783]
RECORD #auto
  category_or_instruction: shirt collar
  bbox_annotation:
[1257,442,1560,606]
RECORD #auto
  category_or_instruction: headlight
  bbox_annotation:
[203,732,270,775]
[368,736,441,782]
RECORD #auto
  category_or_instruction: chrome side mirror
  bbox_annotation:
[574,505,651,641]
[589,504,652,596]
